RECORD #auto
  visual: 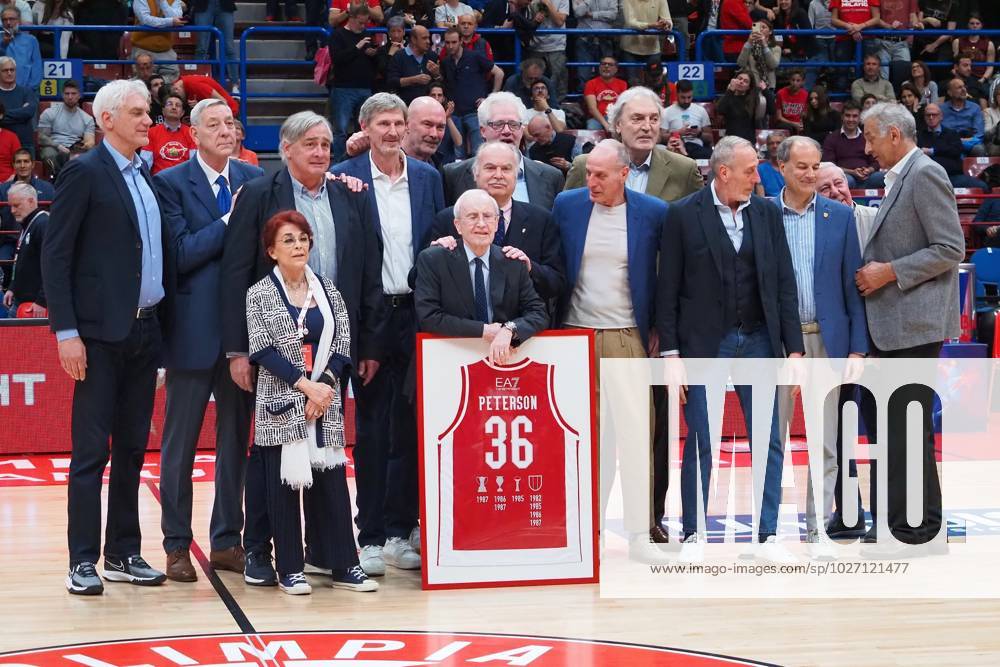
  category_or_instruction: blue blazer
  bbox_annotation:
[154,157,264,370]
[331,153,445,261]
[554,187,666,349]
[771,193,868,358]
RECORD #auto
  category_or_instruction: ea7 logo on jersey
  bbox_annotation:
[495,376,520,391]
[0,632,768,666]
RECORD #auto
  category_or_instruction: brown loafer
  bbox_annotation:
[650,524,670,544]
[166,549,197,582]
[210,545,246,573]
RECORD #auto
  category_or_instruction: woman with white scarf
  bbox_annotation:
[246,210,377,596]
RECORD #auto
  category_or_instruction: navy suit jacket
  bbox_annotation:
[331,152,445,272]
[656,186,804,358]
[554,187,666,349]
[42,143,174,343]
[770,194,868,358]
[155,157,264,371]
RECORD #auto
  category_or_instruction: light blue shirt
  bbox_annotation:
[710,180,751,251]
[513,156,528,203]
[290,173,337,283]
[0,32,42,88]
[404,45,426,65]
[779,189,817,324]
[57,142,164,342]
[464,242,492,322]
[626,151,652,193]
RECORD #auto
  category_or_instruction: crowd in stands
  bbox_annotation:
[3,0,1000,299]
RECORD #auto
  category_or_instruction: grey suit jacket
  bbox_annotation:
[563,145,704,203]
[863,150,965,351]
[442,155,564,209]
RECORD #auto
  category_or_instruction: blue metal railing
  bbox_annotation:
[21,24,228,86]
[695,28,1000,71]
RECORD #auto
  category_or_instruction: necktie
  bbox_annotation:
[493,209,506,247]
[474,257,489,324]
[216,174,232,214]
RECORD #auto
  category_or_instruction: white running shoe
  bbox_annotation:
[678,533,704,563]
[359,544,386,577]
[383,536,421,570]
[409,526,421,554]
[756,536,799,564]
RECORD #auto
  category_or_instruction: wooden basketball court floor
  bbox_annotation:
[3,455,1000,667]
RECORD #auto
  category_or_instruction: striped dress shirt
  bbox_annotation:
[779,189,816,324]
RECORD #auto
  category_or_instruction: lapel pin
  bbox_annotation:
[823,211,829,219]
[521,227,526,234]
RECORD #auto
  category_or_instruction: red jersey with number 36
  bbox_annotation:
[436,359,582,564]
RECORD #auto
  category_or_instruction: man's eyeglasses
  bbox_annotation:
[486,120,522,131]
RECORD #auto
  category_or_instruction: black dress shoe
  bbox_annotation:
[650,524,669,544]
[860,542,928,560]
[861,528,878,544]
[826,513,868,539]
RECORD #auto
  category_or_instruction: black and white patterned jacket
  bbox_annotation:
[246,272,351,449]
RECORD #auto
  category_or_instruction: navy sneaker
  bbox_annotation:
[331,565,379,592]
[66,562,104,595]
[244,551,278,586]
[102,555,166,586]
[278,572,312,595]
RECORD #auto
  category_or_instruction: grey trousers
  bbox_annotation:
[159,358,252,553]
[777,332,840,534]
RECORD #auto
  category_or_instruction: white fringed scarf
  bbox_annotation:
[272,265,347,489]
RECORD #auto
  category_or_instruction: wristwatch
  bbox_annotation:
[502,321,518,337]
[544,108,553,115]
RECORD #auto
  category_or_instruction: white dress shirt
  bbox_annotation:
[371,151,414,294]
[882,145,922,199]
[196,152,233,224]
[464,242,492,322]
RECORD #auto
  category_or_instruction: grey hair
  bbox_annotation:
[279,111,332,163]
[386,15,406,30]
[592,138,630,167]
[818,161,847,179]
[607,86,662,134]
[861,102,917,141]
[454,188,499,220]
[190,98,229,127]
[92,79,150,132]
[0,56,14,70]
[359,92,408,127]
[709,135,756,174]
[471,141,520,177]
[776,135,822,163]
[6,182,37,202]
[477,91,527,127]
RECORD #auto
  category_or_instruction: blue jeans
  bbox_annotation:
[845,171,886,189]
[329,87,371,162]
[681,326,785,540]
[453,112,481,159]
[194,0,237,85]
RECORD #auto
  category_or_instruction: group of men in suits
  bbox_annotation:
[41,73,964,595]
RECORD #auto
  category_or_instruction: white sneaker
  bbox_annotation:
[806,531,838,561]
[359,545,386,577]
[756,536,798,564]
[409,526,421,554]
[303,562,332,576]
[383,536,421,570]
[231,85,241,97]
[678,533,704,563]
[628,535,673,565]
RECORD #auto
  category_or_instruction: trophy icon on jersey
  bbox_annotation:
[514,477,522,493]
[496,476,504,492]
[528,475,543,492]
[477,476,487,494]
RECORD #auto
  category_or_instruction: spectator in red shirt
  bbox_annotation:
[321,0,384,61]
[0,103,21,182]
[721,0,754,61]
[583,56,627,131]
[830,0,882,86]
[172,75,240,118]
[231,119,260,166]
[142,92,196,174]
[775,68,808,132]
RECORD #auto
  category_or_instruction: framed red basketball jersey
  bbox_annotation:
[417,331,598,590]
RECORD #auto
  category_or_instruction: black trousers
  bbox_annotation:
[159,359,252,553]
[67,315,162,566]
[651,385,670,526]
[354,298,418,547]
[256,444,360,576]
[859,341,944,545]
[303,0,327,55]
[832,384,871,527]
